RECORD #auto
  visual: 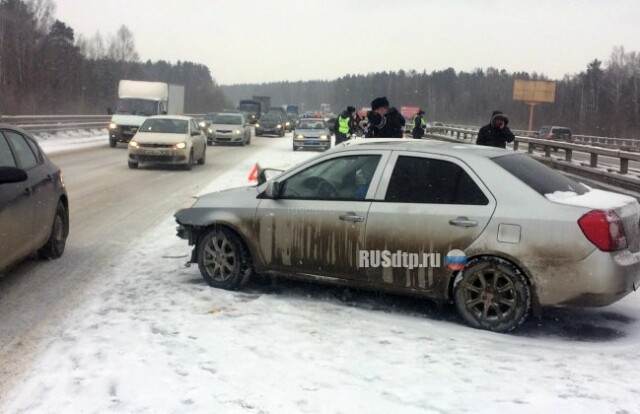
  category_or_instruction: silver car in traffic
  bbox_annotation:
[175,140,640,332]
[207,113,251,146]
[293,118,332,151]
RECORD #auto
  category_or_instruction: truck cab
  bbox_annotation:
[108,80,185,148]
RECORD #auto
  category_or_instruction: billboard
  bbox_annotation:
[513,80,556,103]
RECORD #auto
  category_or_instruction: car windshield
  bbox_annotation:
[213,115,242,125]
[116,98,157,116]
[204,113,217,120]
[493,154,588,195]
[297,120,326,129]
[261,115,279,122]
[139,118,188,134]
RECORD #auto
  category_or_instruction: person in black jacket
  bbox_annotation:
[476,110,515,148]
[366,97,405,138]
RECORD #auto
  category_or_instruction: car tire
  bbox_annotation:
[293,146,299,151]
[38,201,69,260]
[109,139,117,148]
[197,227,252,290]
[128,161,138,169]
[198,147,206,165]
[184,151,193,171]
[454,258,530,333]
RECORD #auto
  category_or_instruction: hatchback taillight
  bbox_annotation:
[578,210,627,251]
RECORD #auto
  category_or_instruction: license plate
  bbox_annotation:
[143,150,163,155]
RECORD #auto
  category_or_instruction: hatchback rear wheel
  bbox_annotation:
[454,258,530,332]
[38,201,69,260]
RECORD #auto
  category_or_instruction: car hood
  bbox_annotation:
[133,132,187,144]
[111,114,148,127]
[211,123,243,130]
[296,128,330,137]
[175,186,262,225]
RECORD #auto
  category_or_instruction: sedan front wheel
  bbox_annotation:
[197,228,251,290]
[454,258,530,332]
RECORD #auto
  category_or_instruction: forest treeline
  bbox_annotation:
[0,0,230,115]
[223,47,640,137]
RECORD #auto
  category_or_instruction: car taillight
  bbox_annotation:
[578,210,627,252]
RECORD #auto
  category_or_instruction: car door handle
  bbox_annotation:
[449,217,478,228]
[339,212,364,222]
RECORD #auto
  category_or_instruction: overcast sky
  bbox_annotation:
[53,0,640,85]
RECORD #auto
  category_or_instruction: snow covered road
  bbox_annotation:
[2,135,640,413]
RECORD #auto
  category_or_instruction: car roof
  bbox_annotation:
[335,138,512,159]
[147,115,193,121]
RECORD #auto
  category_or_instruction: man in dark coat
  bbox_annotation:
[476,110,515,148]
[366,97,405,138]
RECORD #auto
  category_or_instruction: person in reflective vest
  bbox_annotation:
[334,106,355,145]
[412,109,426,139]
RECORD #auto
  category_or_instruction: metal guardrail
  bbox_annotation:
[425,125,640,192]
[0,114,205,134]
[0,115,111,133]
[438,123,640,151]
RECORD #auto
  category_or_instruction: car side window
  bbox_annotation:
[385,156,489,205]
[0,133,17,167]
[282,155,381,201]
[4,131,38,170]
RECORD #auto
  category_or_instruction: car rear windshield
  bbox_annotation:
[492,154,588,195]
[298,121,326,129]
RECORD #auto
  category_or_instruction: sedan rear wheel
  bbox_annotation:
[454,259,530,332]
[197,228,251,290]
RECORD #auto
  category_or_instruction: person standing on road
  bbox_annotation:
[366,97,405,138]
[335,106,356,145]
[476,110,515,148]
[412,109,426,139]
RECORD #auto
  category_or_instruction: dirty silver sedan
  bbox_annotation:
[175,140,640,332]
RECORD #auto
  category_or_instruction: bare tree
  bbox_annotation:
[107,25,139,62]
[26,0,54,32]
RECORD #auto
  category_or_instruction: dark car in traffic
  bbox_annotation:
[255,113,286,137]
[536,126,573,142]
[0,125,69,274]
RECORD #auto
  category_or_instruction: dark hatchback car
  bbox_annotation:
[255,113,286,137]
[536,126,573,142]
[0,125,69,273]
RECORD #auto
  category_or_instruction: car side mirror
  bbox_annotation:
[0,166,28,185]
[107,107,113,115]
[264,180,284,199]
[191,130,201,136]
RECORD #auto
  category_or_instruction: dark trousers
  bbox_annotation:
[335,132,348,145]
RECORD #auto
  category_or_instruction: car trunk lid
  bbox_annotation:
[546,188,640,253]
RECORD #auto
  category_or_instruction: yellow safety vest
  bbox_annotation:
[412,115,426,129]
[338,115,351,134]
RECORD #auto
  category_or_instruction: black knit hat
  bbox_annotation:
[347,106,356,113]
[371,97,390,110]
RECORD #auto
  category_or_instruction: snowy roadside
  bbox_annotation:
[4,138,640,414]
[34,129,109,155]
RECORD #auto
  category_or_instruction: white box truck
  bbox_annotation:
[108,80,185,147]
